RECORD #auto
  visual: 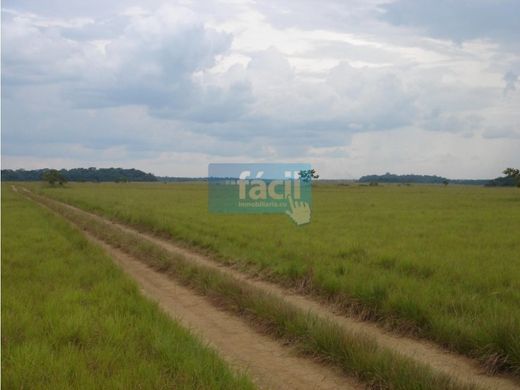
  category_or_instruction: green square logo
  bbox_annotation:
[208,163,314,225]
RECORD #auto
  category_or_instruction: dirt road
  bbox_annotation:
[100,237,362,389]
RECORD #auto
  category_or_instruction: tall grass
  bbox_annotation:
[1,186,254,390]
[34,182,520,372]
[25,187,474,389]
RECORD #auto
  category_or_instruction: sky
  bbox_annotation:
[1,0,519,179]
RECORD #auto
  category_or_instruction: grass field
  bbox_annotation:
[25,186,474,389]
[33,182,520,372]
[1,186,254,389]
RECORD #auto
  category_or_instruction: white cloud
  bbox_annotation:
[2,0,519,178]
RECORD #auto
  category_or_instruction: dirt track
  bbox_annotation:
[21,187,520,390]
[92,233,361,390]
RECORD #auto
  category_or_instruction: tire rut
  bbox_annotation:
[91,233,362,390]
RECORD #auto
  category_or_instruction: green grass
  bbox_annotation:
[1,185,254,390]
[33,182,520,372]
[25,187,471,389]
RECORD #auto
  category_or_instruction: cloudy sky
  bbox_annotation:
[2,0,519,179]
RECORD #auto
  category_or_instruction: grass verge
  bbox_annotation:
[23,188,475,390]
[1,186,254,389]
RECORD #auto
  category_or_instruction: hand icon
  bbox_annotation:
[285,196,311,226]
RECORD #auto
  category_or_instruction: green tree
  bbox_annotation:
[298,169,319,183]
[503,168,520,187]
[43,169,67,186]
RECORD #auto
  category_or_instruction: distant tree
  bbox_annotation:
[442,179,449,186]
[43,169,67,186]
[503,168,520,187]
[299,169,319,183]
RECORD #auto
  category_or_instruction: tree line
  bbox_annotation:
[358,170,520,187]
[1,168,157,183]
[3,167,519,186]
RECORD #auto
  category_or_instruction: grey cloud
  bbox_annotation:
[4,6,255,124]
[59,16,127,41]
[301,41,403,65]
[482,126,520,139]
[2,1,520,176]
[2,0,162,18]
[254,0,385,33]
[421,110,482,134]
[381,0,520,45]
[503,71,518,95]
[1,12,85,85]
